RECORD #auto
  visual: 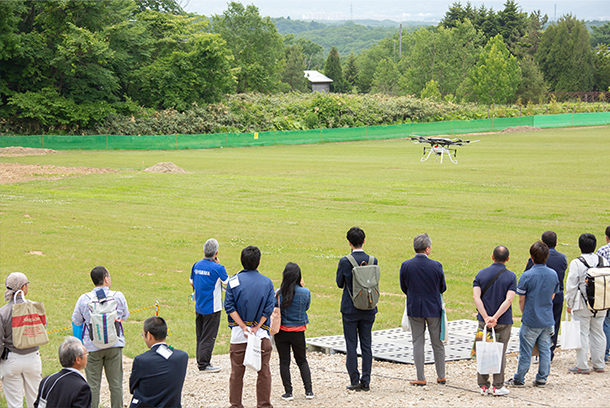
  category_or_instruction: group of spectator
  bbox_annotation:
[0,266,188,408]
[336,226,609,398]
[1,225,608,407]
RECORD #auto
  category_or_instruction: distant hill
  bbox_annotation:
[274,17,434,56]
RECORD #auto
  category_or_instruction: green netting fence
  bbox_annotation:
[2,112,609,151]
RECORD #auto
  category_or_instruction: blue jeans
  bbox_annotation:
[514,324,552,383]
[604,311,610,361]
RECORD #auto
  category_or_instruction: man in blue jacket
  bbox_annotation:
[190,238,229,373]
[225,246,275,408]
[129,317,188,408]
[524,231,567,361]
[336,227,378,392]
[399,233,447,386]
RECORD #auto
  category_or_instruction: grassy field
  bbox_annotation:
[1,126,609,377]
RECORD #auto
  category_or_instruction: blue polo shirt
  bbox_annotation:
[190,259,229,315]
[473,262,517,325]
[517,264,560,328]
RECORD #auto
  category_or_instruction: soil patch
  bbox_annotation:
[143,162,189,173]
[500,126,542,133]
[0,163,118,184]
[0,147,60,157]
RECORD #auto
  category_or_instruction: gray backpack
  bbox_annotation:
[346,255,380,310]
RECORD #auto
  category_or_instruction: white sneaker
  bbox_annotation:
[480,386,489,395]
[492,386,510,396]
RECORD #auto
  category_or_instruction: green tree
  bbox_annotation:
[402,21,484,98]
[536,15,595,92]
[440,1,476,29]
[469,35,521,104]
[134,0,185,14]
[590,22,610,47]
[280,44,309,92]
[212,2,284,93]
[497,0,528,49]
[514,10,548,58]
[370,58,405,96]
[324,46,346,93]
[355,36,395,93]
[515,55,547,103]
[132,11,235,109]
[296,38,324,70]
[343,52,359,91]
[594,44,610,92]
[420,79,442,100]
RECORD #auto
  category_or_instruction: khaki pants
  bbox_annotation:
[0,351,41,408]
[476,322,512,388]
[85,347,123,408]
[229,339,273,408]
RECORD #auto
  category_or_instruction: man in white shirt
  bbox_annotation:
[565,233,609,374]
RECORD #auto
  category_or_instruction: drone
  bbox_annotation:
[409,136,479,164]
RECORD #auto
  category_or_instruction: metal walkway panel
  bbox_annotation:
[306,319,520,364]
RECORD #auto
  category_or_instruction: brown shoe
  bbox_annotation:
[437,378,446,384]
[410,380,427,386]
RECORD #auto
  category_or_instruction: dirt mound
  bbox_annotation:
[500,126,542,133]
[143,162,189,173]
[0,147,60,156]
[0,163,117,184]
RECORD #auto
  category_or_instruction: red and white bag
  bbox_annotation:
[11,290,49,349]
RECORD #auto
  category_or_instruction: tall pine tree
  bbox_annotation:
[324,46,346,93]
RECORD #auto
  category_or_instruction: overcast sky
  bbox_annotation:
[182,0,610,22]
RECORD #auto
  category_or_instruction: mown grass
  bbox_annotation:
[1,126,609,378]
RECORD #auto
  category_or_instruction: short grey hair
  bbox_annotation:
[413,233,432,253]
[58,336,85,368]
[204,238,219,258]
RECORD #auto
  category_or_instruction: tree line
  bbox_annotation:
[0,0,609,135]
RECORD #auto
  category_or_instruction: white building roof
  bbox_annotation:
[304,70,333,83]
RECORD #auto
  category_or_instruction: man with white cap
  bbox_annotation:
[0,272,43,408]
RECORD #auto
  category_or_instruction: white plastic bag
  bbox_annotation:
[476,326,503,375]
[243,333,262,372]
[560,312,582,350]
[401,299,410,331]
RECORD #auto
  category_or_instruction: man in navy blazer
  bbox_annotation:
[129,317,188,408]
[34,336,91,408]
[336,227,378,392]
[400,233,447,386]
[524,231,567,360]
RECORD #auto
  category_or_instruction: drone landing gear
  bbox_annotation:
[421,147,458,164]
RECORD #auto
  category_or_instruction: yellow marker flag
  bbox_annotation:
[254,133,259,139]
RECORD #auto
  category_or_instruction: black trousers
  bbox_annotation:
[196,311,221,370]
[551,292,564,360]
[274,330,312,394]
[342,313,375,387]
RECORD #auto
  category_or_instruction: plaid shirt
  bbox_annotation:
[72,287,129,352]
[597,243,610,264]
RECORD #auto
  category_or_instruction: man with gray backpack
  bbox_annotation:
[72,266,129,408]
[336,227,380,392]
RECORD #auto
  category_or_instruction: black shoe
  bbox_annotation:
[282,393,294,401]
[305,390,314,399]
[505,378,525,387]
[360,384,370,392]
[346,383,361,391]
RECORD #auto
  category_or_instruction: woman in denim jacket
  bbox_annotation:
[275,262,313,401]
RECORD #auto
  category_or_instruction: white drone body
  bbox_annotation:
[410,136,479,164]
